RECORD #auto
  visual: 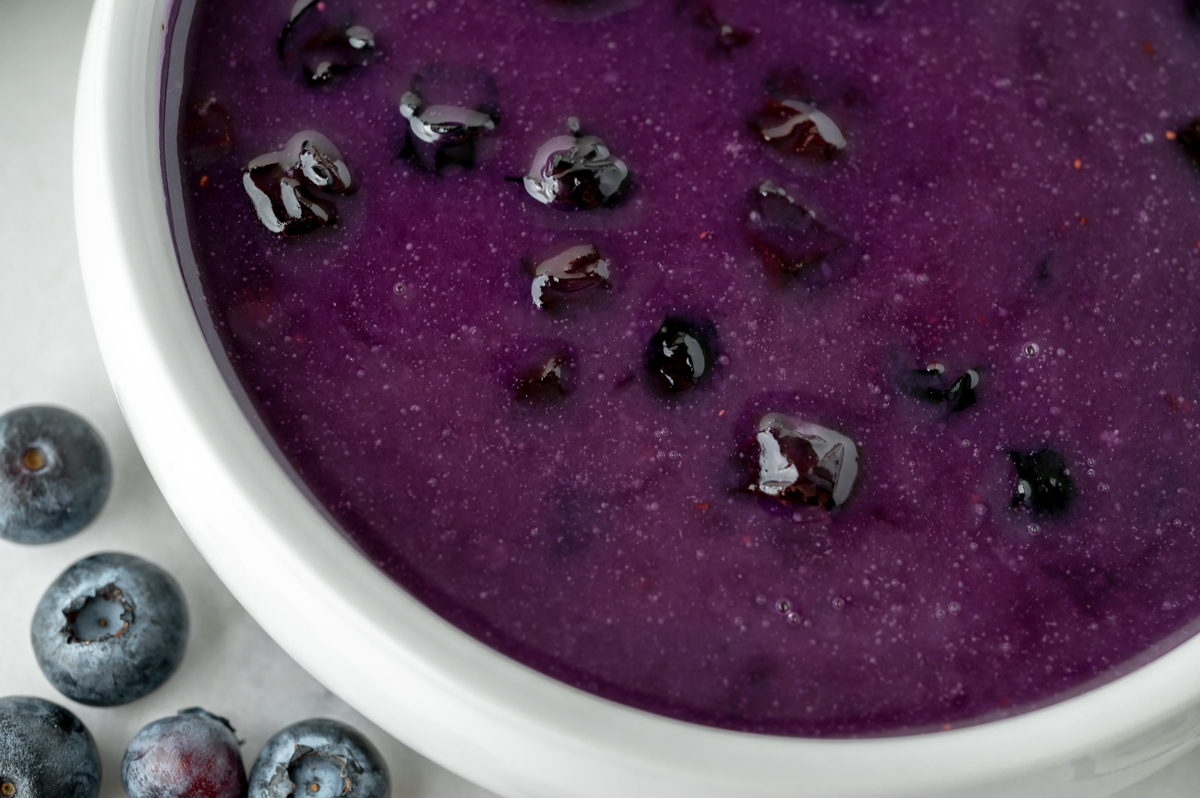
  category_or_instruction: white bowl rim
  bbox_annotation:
[73,0,1200,795]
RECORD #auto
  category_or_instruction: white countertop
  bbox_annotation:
[0,1,1196,796]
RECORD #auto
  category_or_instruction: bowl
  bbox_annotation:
[72,0,1200,795]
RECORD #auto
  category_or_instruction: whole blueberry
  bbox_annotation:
[248,719,387,798]
[646,317,716,394]
[0,696,101,798]
[122,708,246,798]
[523,127,629,210]
[31,553,189,706]
[0,405,111,544]
[746,413,859,509]
[1009,448,1075,516]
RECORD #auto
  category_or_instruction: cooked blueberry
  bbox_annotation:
[278,0,375,85]
[684,2,753,50]
[747,413,858,509]
[243,131,354,236]
[1175,119,1200,167]
[0,406,111,545]
[531,244,611,310]
[400,93,496,148]
[744,182,843,276]
[1010,448,1075,515]
[750,97,846,159]
[905,364,981,413]
[523,126,629,210]
[398,65,499,171]
[247,719,388,798]
[0,696,101,798]
[184,98,234,169]
[31,552,189,706]
[122,709,245,798]
[515,355,570,404]
[646,317,715,394]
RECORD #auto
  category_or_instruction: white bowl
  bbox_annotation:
[72,0,1200,795]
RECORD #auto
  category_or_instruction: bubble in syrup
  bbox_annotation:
[1024,342,1040,357]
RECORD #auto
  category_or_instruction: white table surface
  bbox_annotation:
[1,1,1198,796]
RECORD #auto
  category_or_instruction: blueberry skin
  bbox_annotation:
[31,553,189,707]
[123,708,246,798]
[0,695,101,798]
[0,406,111,544]
[248,719,388,798]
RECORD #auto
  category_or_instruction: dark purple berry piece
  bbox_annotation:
[1190,0,1200,23]
[0,405,111,545]
[247,719,387,798]
[121,709,246,798]
[515,355,570,404]
[400,93,496,149]
[683,2,753,50]
[905,364,981,413]
[745,182,843,277]
[1010,448,1075,515]
[243,131,354,236]
[31,552,189,706]
[184,99,234,169]
[750,98,846,159]
[1175,119,1200,167]
[531,245,611,310]
[398,65,500,171]
[747,413,858,509]
[646,318,714,394]
[524,125,629,210]
[0,696,101,798]
[278,0,375,85]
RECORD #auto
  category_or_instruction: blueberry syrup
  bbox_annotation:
[167,0,1200,737]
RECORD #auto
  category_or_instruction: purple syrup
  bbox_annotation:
[166,0,1200,736]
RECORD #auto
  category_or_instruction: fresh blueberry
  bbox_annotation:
[1009,448,1075,515]
[278,0,375,85]
[904,363,981,413]
[523,123,630,210]
[31,552,189,706]
[530,244,611,310]
[243,131,355,236]
[0,405,111,545]
[750,92,846,159]
[247,719,388,798]
[1175,118,1200,167]
[646,317,715,394]
[122,708,246,798]
[746,413,858,509]
[515,355,570,404]
[0,696,101,798]
[744,181,844,278]
[398,64,499,172]
[683,2,753,51]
